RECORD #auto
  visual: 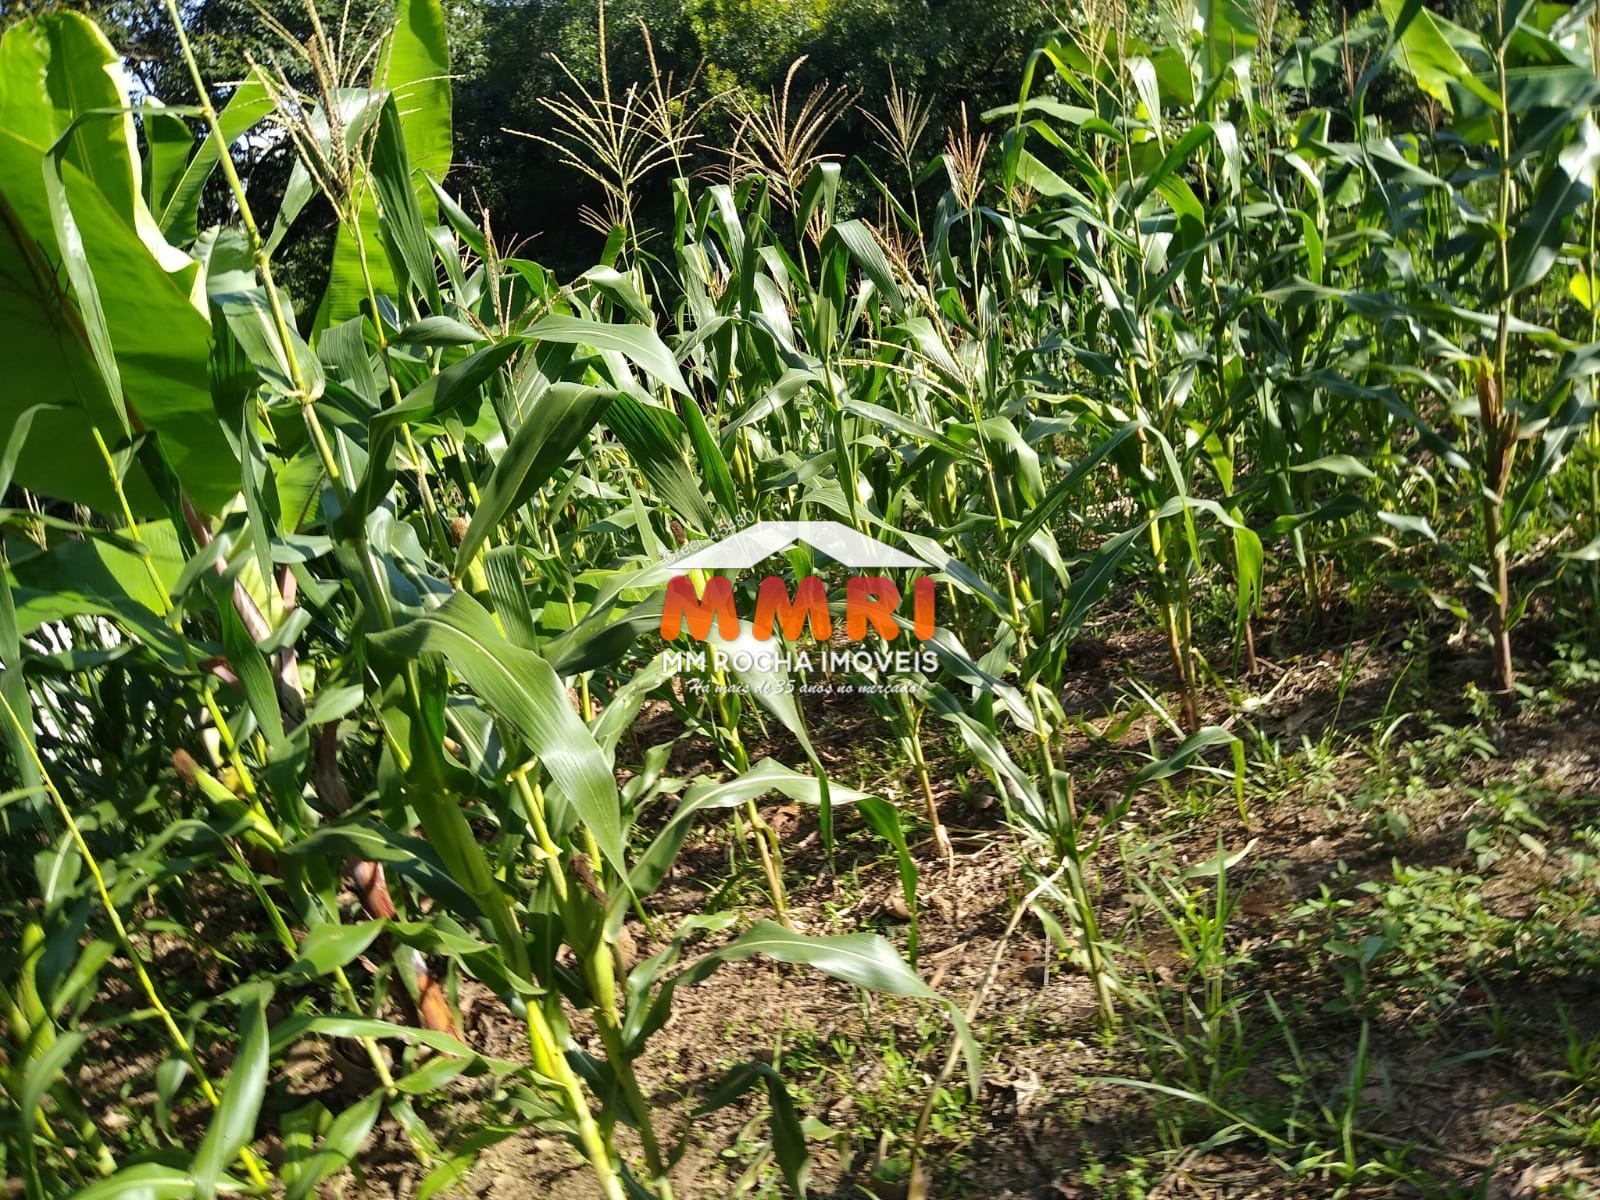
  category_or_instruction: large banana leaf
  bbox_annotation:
[7,522,189,664]
[0,193,132,513]
[0,13,141,225]
[317,0,451,326]
[0,13,238,513]
[1379,0,1499,112]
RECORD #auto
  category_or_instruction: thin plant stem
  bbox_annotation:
[90,431,268,810]
[0,693,273,1190]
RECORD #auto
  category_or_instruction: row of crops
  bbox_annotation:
[3,0,1600,1194]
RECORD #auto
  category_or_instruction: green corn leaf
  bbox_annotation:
[288,920,388,978]
[1507,115,1600,295]
[216,597,286,746]
[525,315,690,395]
[340,340,518,530]
[215,285,326,403]
[280,816,479,917]
[71,1165,199,1200]
[483,544,540,651]
[1129,124,1218,210]
[675,758,859,812]
[455,382,615,573]
[797,160,840,240]
[393,1057,471,1095]
[858,796,919,963]
[395,315,483,346]
[923,682,1047,830]
[1378,510,1441,543]
[601,392,717,529]
[678,392,740,518]
[1061,522,1147,634]
[286,1092,384,1200]
[287,918,488,979]
[157,77,274,244]
[367,93,443,314]
[192,989,270,1199]
[318,315,383,406]
[19,1030,88,1164]
[682,921,980,1095]
[155,1057,191,1138]
[270,1013,520,1071]
[1130,726,1240,790]
[1289,454,1376,479]
[367,591,628,879]
[702,623,836,850]
[1008,421,1145,557]
[35,832,81,911]
[632,760,867,900]
[694,1062,812,1197]
[1232,523,1263,639]
[318,0,450,324]
[0,548,39,798]
[827,219,905,314]
[842,398,977,462]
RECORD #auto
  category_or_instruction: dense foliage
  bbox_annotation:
[11,0,1048,273]
[4,0,1600,1195]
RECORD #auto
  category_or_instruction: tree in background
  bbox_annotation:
[456,0,1047,269]
[8,0,1047,276]
[15,0,1422,287]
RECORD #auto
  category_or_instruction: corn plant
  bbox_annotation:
[1281,0,1600,697]
[9,0,1600,1192]
[0,4,977,1196]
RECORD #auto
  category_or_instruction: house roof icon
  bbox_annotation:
[670,520,933,571]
